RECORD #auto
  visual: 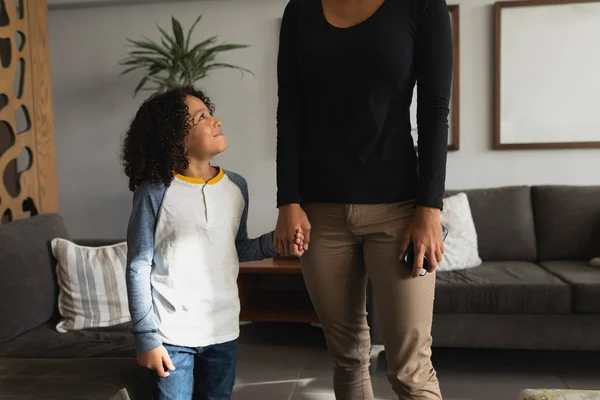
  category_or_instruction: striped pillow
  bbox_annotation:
[51,238,130,332]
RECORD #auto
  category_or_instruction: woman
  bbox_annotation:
[273,0,453,399]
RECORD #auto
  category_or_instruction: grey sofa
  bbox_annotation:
[0,215,149,400]
[369,185,600,351]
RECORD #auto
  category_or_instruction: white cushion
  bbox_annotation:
[437,192,483,272]
[51,238,130,332]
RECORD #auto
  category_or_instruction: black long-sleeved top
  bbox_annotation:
[276,0,453,209]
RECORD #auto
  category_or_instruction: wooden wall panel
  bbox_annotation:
[28,0,58,214]
[0,0,57,223]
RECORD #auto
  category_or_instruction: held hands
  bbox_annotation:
[137,345,175,378]
[274,204,311,257]
[399,206,445,278]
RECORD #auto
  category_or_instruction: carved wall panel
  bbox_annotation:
[0,0,57,223]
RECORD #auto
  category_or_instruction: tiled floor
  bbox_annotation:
[233,322,600,400]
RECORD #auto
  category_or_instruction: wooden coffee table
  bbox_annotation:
[238,257,319,323]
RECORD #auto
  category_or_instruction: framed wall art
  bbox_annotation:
[494,0,600,149]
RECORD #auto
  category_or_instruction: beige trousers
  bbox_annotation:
[301,202,442,400]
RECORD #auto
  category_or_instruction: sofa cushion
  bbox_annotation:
[445,186,537,261]
[0,322,135,359]
[532,185,600,261]
[52,238,130,333]
[540,261,600,314]
[0,358,150,400]
[434,261,571,314]
[0,214,70,345]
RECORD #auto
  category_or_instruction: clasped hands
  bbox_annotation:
[273,204,310,257]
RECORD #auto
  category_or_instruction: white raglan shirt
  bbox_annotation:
[151,170,244,347]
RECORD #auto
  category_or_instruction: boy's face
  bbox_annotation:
[184,95,227,160]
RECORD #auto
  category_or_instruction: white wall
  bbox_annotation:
[47,0,600,239]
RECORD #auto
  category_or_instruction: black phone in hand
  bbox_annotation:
[405,224,448,276]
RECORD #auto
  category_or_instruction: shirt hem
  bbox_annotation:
[159,331,240,348]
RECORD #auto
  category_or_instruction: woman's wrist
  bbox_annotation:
[279,203,302,211]
[415,205,440,215]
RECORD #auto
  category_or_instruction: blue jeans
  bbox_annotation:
[151,339,237,400]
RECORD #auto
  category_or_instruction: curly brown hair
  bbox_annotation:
[121,86,215,192]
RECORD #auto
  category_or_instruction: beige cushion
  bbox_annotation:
[437,193,482,271]
[51,239,130,332]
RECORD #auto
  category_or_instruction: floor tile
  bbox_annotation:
[554,352,600,390]
[235,357,303,394]
[289,394,336,400]
[232,388,292,400]
[235,322,600,400]
[295,367,395,399]
[235,341,307,398]
[558,371,600,391]
[438,370,567,400]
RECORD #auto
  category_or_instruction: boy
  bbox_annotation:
[122,86,303,399]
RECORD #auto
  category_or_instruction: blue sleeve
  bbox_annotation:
[125,182,166,354]
[225,171,278,262]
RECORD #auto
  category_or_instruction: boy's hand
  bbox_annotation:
[137,345,175,378]
[274,204,311,257]
[294,228,305,255]
[276,228,305,256]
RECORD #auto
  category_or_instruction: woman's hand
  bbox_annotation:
[274,204,311,257]
[399,206,444,278]
[136,345,175,378]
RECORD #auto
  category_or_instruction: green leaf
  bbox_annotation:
[188,36,218,56]
[206,43,250,53]
[120,60,168,75]
[147,75,168,85]
[195,51,217,66]
[176,59,194,84]
[119,65,141,76]
[126,50,170,59]
[119,59,149,67]
[171,16,185,49]
[133,76,149,96]
[148,64,165,76]
[185,15,203,51]
[134,55,171,66]
[126,38,172,59]
[156,22,176,47]
[205,62,254,75]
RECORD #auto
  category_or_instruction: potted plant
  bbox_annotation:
[119,15,252,96]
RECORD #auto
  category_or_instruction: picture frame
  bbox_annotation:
[493,0,600,149]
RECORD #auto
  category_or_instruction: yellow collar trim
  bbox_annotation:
[175,167,224,185]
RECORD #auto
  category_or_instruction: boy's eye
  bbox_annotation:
[198,114,205,121]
